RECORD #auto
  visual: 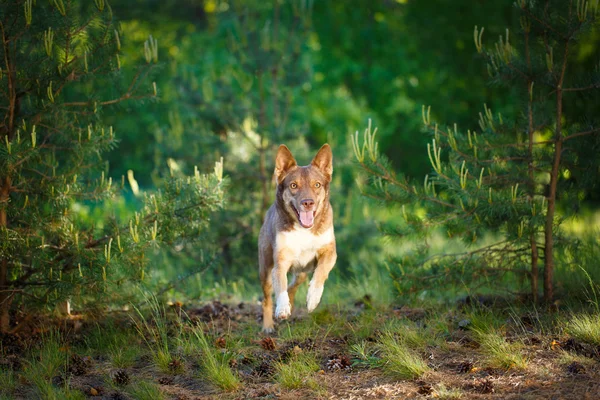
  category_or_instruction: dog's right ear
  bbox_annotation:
[275,145,297,183]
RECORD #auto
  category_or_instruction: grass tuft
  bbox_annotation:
[557,350,596,368]
[378,331,430,379]
[23,331,66,380]
[433,384,463,399]
[350,340,381,368]
[566,314,600,345]
[274,352,320,390]
[473,330,527,370]
[131,294,181,374]
[22,330,72,397]
[127,381,165,400]
[0,369,17,398]
[188,324,240,391]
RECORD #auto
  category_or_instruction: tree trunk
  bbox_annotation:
[544,39,569,303]
[530,236,539,303]
[544,137,561,303]
[0,176,12,333]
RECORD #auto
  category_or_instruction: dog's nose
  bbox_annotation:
[301,198,315,209]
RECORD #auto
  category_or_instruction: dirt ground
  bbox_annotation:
[1,299,599,399]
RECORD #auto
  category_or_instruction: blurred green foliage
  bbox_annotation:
[97,0,600,303]
[3,0,599,314]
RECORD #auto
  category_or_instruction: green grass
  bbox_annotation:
[33,384,87,400]
[433,384,464,399]
[131,294,182,374]
[566,314,600,345]
[127,381,165,400]
[557,350,597,368]
[349,340,381,368]
[0,368,17,397]
[274,352,320,390]
[466,309,504,334]
[109,338,142,368]
[23,332,68,386]
[19,331,92,399]
[378,331,430,379]
[473,330,527,370]
[188,324,241,391]
[84,322,141,368]
[388,320,431,349]
[347,309,380,340]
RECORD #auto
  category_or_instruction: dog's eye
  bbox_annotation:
[290,182,298,189]
[315,182,321,188]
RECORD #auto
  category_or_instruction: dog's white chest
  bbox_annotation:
[276,227,334,269]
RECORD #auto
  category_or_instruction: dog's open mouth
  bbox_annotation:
[291,204,315,228]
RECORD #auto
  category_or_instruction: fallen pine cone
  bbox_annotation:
[68,354,91,376]
[326,354,352,371]
[215,336,227,348]
[111,369,130,386]
[260,337,276,351]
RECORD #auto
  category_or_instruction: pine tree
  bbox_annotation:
[0,0,225,332]
[148,0,315,273]
[353,0,600,303]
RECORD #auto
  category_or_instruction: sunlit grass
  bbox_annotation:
[433,384,464,399]
[274,352,320,390]
[187,324,240,391]
[466,309,504,334]
[566,314,600,345]
[557,350,596,368]
[279,316,320,341]
[473,329,527,370]
[378,331,430,379]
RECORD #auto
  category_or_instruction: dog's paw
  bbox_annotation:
[275,292,291,320]
[306,282,324,313]
[262,324,275,334]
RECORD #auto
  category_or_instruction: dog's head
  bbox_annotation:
[274,144,333,229]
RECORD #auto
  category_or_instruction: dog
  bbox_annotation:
[258,144,337,333]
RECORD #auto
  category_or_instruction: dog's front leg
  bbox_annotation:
[307,243,337,313]
[273,252,293,320]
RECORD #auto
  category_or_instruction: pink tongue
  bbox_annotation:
[299,211,314,227]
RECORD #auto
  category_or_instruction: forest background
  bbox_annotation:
[1,0,600,324]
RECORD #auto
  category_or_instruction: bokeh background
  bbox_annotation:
[3,0,599,315]
[98,0,600,304]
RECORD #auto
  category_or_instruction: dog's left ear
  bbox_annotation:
[311,144,333,179]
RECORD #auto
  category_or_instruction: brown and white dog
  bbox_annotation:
[258,144,337,333]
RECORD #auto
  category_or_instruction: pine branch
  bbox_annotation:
[564,127,600,141]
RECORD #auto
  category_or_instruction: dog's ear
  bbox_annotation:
[311,144,333,179]
[275,144,297,183]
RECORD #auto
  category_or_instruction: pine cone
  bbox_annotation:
[111,369,130,386]
[326,354,352,371]
[215,336,227,348]
[68,354,91,376]
[158,376,174,385]
[168,358,183,373]
[260,337,276,351]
